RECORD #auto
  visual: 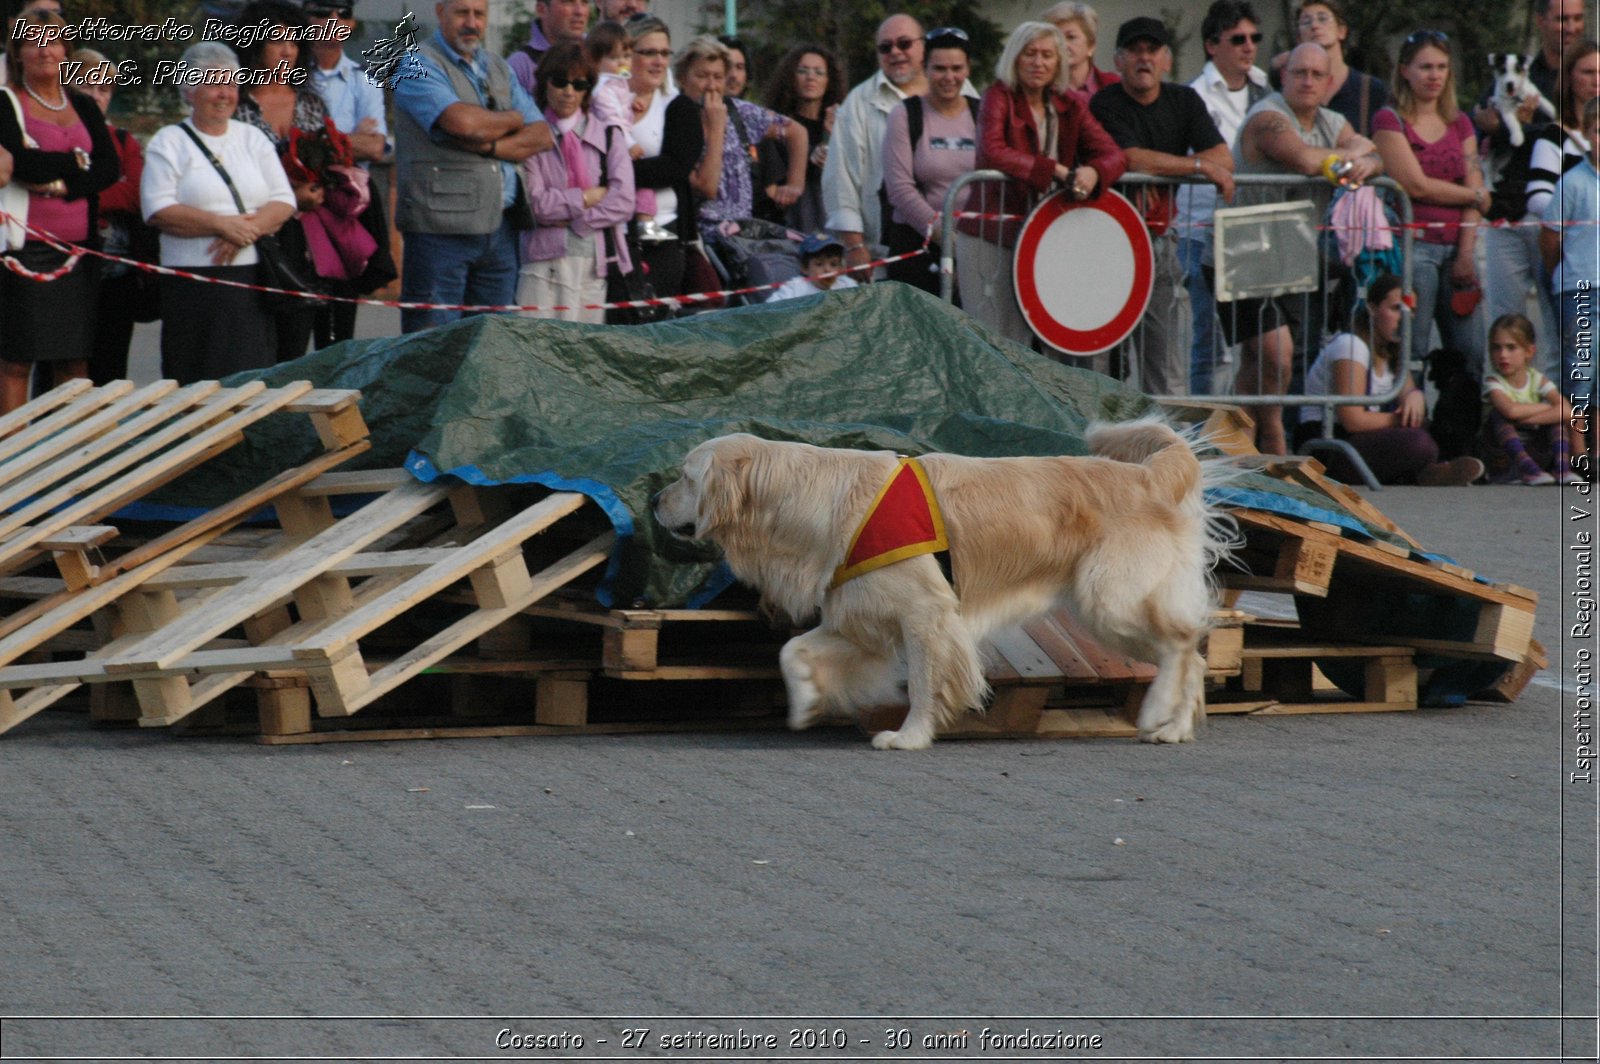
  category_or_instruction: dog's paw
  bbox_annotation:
[785,681,821,731]
[1139,718,1195,744]
[870,728,934,751]
[780,648,821,730]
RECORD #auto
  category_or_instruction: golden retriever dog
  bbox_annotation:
[652,417,1235,749]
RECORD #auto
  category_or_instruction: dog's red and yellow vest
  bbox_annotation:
[830,457,948,588]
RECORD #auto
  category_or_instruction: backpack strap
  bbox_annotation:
[904,94,925,156]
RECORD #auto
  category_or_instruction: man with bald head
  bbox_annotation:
[391,0,554,332]
[1214,41,1381,452]
[823,13,976,275]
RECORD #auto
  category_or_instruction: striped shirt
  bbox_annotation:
[1525,123,1591,219]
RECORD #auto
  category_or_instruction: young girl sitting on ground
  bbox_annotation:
[1296,272,1485,485]
[1481,313,1588,484]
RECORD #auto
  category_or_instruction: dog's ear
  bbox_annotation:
[695,445,754,540]
[1489,52,1501,67]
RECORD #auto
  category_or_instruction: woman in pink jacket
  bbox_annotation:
[518,42,636,323]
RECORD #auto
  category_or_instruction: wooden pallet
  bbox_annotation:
[1231,507,1538,663]
[219,600,1244,744]
[1210,622,1418,715]
[1210,452,1537,667]
[0,383,373,735]
[0,469,611,735]
[0,380,366,580]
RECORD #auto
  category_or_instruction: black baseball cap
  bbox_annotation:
[1115,16,1171,49]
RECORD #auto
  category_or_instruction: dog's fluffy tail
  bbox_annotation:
[1085,414,1200,505]
[1085,413,1243,575]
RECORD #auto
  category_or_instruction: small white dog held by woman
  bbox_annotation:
[653,417,1236,750]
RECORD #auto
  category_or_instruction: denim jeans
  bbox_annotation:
[400,220,521,334]
[1409,240,1487,375]
[1179,234,1217,392]
[1482,222,1559,377]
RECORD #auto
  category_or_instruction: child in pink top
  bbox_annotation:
[586,23,655,220]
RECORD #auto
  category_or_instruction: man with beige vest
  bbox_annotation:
[392,0,554,332]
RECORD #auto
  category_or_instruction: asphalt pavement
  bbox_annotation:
[0,315,1595,1063]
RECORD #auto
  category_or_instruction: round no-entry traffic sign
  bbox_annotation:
[1013,188,1153,355]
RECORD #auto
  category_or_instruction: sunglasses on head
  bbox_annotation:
[1404,29,1450,48]
[925,26,969,42]
[876,35,922,54]
[548,76,592,91]
[1215,31,1263,45]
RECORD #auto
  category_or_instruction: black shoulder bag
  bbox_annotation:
[178,122,322,313]
[596,125,672,324]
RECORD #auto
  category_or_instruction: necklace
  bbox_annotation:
[23,81,68,112]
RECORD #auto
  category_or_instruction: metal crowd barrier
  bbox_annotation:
[938,170,1418,488]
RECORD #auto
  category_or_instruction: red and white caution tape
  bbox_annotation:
[0,208,936,315]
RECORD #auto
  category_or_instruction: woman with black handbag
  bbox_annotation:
[140,42,296,383]
[626,16,703,306]
[517,42,636,322]
[233,0,335,363]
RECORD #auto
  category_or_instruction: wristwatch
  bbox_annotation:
[72,147,90,171]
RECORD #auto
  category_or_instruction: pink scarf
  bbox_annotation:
[302,165,378,282]
[549,110,591,191]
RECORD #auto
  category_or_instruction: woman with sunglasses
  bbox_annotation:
[956,20,1125,348]
[1276,0,1389,135]
[1040,2,1120,97]
[517,41,635,323]
[625,15,702,301]
[761,43,844,233]
[881,28,977,296]
[1373,29,1488,371]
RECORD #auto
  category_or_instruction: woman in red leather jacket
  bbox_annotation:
[955,20,1125,352]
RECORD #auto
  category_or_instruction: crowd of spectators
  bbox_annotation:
[0,0,1593,484]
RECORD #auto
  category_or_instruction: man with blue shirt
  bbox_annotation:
[1541,96,1600,410]
[391,0,554,333]
[305,0,392,347]
[307,0,391,166]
